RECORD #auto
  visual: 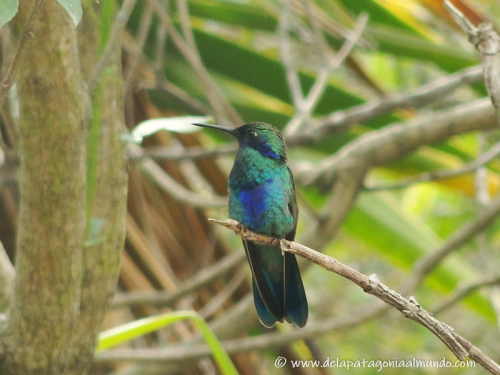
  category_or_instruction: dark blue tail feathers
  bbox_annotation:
[245,241,308,328]
[284,253,308,328]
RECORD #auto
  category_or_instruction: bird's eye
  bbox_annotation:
[250,131,258,137]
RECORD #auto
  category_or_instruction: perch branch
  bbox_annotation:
[208,218,500,373]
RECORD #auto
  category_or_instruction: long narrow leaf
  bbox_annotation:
[97,311,238,375]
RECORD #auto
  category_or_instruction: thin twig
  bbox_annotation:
[139,79,211,115]
[285,13,368,136]
[278,0,304,111]
[128,143,237,162]
[111,251,245,308]
[364,140,500,191]
[176,0,197,51]
[432,275,500,315]
[128,143,227,208]
[96,299,389,363]
[303,13,368,112]
[124,3,154,95]
[289,0,370,47]
[295,98,496,252]
[153,0,167,72]
[302,0,330,63]
[445,0,500,126]
[0,0,47,110]
[149,0,242,125]
[287,65,484,145]
[198,269,246,319]
[402,192,500,295]
[209,219,499,372]
[87,0,137,93]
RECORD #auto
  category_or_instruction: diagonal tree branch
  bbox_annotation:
[210,219,500,374]
[128,143,227,208]
[432,274,500,315]
[402,192,500,295]
[97,219,500,374]
[111,251,245,308]
[364,140,500,191]
[296,98,496,251]
[287,65,483,145]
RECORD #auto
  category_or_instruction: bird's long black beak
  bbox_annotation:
[192,123,239,138]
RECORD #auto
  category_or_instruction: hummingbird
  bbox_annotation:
[193,122,308,328]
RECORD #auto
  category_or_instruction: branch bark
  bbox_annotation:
[63,3,129,374]
[1,2,129,374]
[297,98,496,250]
[365,140,500,191]
[445,0,500,126]
[97,219,500,375]
[111,251,245,308]
[3,1,87,373]
[211,219,500,374]
[287,65,484,145]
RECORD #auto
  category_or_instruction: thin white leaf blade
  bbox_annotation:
[56,0,82,26]
[128,116,212,144]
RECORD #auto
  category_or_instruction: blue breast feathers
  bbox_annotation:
[237,183,269,231]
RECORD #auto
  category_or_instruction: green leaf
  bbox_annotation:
[344,193,495,320]
[0,0,19,29]
[367,25,477,72]
[56,0,82,26]
[126,115,212,144]
[97,311,238,375]
[189,0,277,31]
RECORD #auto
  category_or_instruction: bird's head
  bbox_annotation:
[192,122,287,161]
